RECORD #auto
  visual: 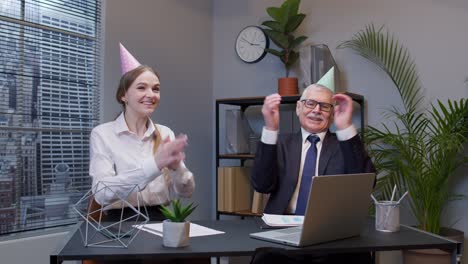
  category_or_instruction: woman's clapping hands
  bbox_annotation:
[155,134,188,171]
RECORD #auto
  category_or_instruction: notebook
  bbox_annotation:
[250,173,375,247]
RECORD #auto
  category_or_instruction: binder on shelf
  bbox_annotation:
[217,167,252,213]
[217,169,225,211]
[236,168,252,211]
[224,168,235,212]
[251,191,264,214]
[225,109,250,154]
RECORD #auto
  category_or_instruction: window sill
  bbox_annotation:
[0,224,76,243]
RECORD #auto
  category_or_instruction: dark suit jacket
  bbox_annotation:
[251,130,375,214]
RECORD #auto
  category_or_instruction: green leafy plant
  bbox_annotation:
[160,199,197,223]
[262,0,307,77]
[338,24,468,235]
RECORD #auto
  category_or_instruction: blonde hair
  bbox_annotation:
[152,125,162,154]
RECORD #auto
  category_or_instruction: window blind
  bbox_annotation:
[0,0,101,234]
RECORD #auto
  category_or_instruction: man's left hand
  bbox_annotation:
[332,93,353,130]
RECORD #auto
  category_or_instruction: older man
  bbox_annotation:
[251,84,375,264]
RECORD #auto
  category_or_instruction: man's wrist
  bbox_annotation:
[261,126,278,145]
[336,125,357,141]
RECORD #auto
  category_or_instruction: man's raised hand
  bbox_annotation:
[262,93,282,131]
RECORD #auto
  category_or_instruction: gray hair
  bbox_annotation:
[300,84,334,100]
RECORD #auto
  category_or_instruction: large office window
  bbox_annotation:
[0,0,101,234]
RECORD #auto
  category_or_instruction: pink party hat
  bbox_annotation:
[119,43,141,75]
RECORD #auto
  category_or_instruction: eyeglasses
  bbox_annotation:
[300,99,333,112]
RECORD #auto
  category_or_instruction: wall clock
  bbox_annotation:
[235,26,269,63]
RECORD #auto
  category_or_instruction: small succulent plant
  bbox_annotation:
[160,199,197,223]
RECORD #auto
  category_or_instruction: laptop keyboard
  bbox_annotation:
[277,232,301,241]
[275,227,301,234]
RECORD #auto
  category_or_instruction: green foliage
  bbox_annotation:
[262,0,307,77]
[160,199,197,223]
[338,24,468,234]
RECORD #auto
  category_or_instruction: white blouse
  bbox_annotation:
[89,112,195,207]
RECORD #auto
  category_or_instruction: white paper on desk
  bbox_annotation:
[135,223,224,237]
[262,214,304,227]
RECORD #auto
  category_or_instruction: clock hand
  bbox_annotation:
[241,37,254,45]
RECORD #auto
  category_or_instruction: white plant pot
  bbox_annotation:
[162,220,190,248]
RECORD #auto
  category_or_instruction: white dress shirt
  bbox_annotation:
[260,125,357,213]
[89,112,195,207]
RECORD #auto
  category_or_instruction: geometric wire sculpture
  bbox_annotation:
[73,181,150,248]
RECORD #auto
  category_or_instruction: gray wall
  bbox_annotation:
[212,0,468,263]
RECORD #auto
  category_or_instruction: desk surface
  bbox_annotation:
[51,218,457,263]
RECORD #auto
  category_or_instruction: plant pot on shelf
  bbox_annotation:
[278,77,299,96]
[163,220,190,248]
[403,227,464,264]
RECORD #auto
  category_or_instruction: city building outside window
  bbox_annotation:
[0,0,101,234]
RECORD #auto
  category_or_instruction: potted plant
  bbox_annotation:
[338,24,467,263]
[262,0,308,95]
[160,199,197,248]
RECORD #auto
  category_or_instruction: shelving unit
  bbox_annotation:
[215,93,365,219]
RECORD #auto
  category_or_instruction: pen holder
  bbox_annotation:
[375,201,400,232]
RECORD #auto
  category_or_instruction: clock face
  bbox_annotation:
[235,26,269,63]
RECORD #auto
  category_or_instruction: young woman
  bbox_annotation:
[89,45,194,221]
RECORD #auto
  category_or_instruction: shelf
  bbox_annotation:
[218,210,262,217]
[218,154,255,159]
[215,92,363,107]
[216,95,300,107]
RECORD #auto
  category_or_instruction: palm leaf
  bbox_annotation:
[339,24,467,234]
[337,24,423,114]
